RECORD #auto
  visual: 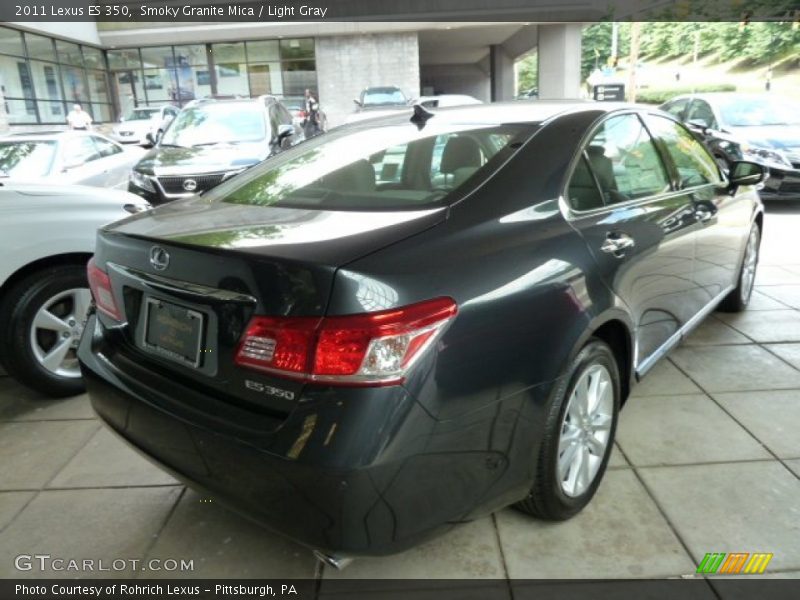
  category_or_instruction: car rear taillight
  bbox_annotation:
[235,297,457,386]
[87,258,121,320]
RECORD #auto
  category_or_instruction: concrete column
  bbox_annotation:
[537,23,583,99]
[489,45,514,102]
[316,32,420,128]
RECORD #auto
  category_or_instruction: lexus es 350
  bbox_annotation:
[79,102,765,560]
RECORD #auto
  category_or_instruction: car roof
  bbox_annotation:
[346,100,624,128]
[0,130,94,141]
[664,92,778,105]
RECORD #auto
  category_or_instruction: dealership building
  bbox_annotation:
[0,17,585,130]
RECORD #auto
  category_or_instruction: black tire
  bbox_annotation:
[718,223,760,313]
[0,265,89,397]
[515,338,620,520]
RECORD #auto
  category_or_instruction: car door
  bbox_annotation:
[58,135,105,187]
[644,113,750,301]
[564,112,705,372]
[90,135,131,189]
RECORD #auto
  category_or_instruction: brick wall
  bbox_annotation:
[315,32,420,128]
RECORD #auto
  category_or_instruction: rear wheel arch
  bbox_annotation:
[563,313,633,406]
[590,319,633,405]
[0,253,93,306]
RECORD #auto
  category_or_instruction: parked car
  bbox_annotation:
[79,102,764,562]
[127,96,303,205]
[414,94,483,109]
[355,85,408,110]
[109,105,179,146]
[0,184,149,397]
[0,131,144,190]
[345,86,411,125]
[660,92,800,200]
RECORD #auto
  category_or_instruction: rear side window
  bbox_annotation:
[687,100,717,129]
[217,122,532,210]
[583,114,670,204]
[662,98,688,120]
[91,136,123,157]
[645,115,722,187]
[65,136,102,164]
[567,154,605,211]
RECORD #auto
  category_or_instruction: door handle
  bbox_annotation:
[600,232,635,256]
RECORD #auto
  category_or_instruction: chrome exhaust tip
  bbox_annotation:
[313,550,353,570]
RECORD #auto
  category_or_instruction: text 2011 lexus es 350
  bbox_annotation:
[79,102,765,559]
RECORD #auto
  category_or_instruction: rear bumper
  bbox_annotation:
[78,314,528,555]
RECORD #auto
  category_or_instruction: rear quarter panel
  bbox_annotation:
[0,194,133,286]
[328,109,627,515]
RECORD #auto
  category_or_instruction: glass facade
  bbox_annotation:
[0,25,111,125]
[107,38,315,119]
[0,24,317,126]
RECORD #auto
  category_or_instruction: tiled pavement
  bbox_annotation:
[1,203,800,584]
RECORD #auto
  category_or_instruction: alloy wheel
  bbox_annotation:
[557,363,614,498]
[29,288,92,379]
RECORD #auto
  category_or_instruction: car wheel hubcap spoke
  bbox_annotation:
[557,363,614,498]
[30,287,91,379]
[740,228,759,303]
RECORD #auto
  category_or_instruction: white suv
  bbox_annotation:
[0,183,149,396]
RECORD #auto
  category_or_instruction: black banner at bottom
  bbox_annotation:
[3,578,800,600]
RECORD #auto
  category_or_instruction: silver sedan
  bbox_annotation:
[0,130,144,190]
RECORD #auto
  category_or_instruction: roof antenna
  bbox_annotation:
[410,103,434,130]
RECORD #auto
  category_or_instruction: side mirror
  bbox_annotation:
[145,132,156,145]
[353,99,362,107]
[276,124,294,141]
[119,116,125,122]
[729,161,765,189]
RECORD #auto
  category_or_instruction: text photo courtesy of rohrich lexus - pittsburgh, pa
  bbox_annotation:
[0,1,800,599]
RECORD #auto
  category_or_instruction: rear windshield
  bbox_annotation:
[0,141,57,178]
[363,88,407,106]
[213,121,534,210]
[125,108,159,121]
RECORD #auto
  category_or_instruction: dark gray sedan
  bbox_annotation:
[79,102,764,562]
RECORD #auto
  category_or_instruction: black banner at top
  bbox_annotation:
[2,0,800,23]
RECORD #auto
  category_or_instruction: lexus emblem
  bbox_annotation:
[149,246,170,271]
[182,178,197,192]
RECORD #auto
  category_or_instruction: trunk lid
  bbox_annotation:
[93,196,446,418]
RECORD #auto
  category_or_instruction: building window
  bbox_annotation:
[24,33,57,63]
[0,25,112,125]
[0,28,24,57]
[101,38,317,120]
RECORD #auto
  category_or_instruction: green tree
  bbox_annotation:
[516,52,538,94]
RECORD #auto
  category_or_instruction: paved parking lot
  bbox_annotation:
[1,203,799,584]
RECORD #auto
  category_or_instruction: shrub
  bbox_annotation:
[635,84,737,104]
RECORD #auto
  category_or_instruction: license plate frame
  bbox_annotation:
[142,296,204,369]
